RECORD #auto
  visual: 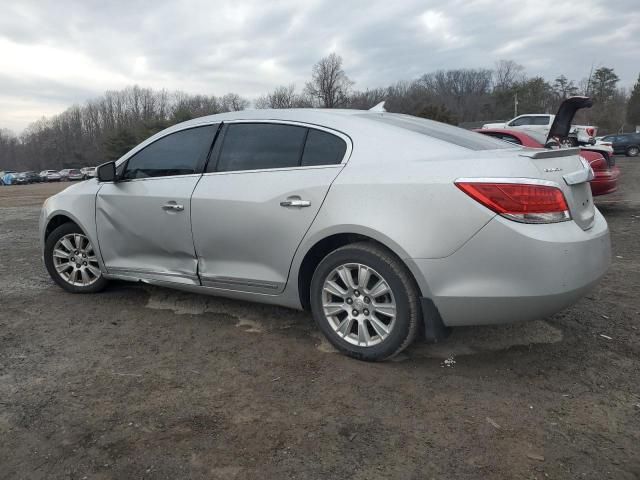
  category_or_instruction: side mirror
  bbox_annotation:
[97,161,116,182]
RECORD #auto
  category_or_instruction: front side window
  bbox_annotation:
[122,125,217,180]
[510,116,532,127]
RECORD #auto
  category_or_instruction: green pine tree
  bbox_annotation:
[627,73,640,129]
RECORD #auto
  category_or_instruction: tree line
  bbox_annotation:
[1,53,639,172]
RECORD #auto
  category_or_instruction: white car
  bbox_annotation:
[483,100,597,146]
[81,167,97,179]
[40,170,62,182]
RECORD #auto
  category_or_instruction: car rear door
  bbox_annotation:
[96,124,218,284]
[191,122,350,293]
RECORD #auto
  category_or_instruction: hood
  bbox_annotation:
[547,96,592,143]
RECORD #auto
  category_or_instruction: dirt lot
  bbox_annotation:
[1,164,639,480]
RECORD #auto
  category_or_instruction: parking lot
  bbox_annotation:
[1,162,639,479]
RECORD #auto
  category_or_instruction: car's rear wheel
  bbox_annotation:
[626,146,639,157]
[44,223,107,293]
[310,242,420,361]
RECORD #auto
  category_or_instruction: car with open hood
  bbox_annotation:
[39,107,610,361]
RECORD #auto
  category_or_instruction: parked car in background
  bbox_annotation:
[40,107,610,361]
[482,103,597,146]
[476,128,620,196]
[0,170,18,185]
[59,169,84,181]
[14,171,41,184]
[40,170,62,182]
[599,133,640,157]
[81,167,97,179]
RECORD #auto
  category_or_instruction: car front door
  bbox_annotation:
[96,124,218,284]
[191,122,350,293]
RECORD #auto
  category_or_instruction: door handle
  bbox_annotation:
[162,202,184,212]
[280,198,311,208]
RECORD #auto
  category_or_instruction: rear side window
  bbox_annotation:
[301,129,347,166]
[216,123,307,172]
[211,123,347,172]
[122,125,217,180]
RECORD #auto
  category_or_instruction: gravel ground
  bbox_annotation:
[1,163,639,480]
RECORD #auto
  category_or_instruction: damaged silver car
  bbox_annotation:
[40,107,610,361]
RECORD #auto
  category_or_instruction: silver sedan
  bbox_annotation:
[39,109,610,361]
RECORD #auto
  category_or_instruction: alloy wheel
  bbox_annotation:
[322,263,396,347]
[52,233,101,287]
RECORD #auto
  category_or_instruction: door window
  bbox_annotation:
[509,116,532,127]
[122,125,217,180]
[215,123,307,172]
[212,123,347,172]
[531,116,551,125]
[301,129,347,166]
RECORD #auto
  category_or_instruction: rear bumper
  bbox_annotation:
[414,210,610,326]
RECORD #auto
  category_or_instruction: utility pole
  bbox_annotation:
[514,92,518,117]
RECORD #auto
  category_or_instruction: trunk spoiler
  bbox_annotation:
[519,147,580,159]
[546,96,592,142]
[519,147,594,185]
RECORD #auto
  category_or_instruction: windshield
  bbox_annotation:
[360,113,512,151]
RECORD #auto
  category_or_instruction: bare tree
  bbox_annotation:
[493,60,525,91]
[305,53,354,108]
[255,84,312,109]
[220,93,250,112]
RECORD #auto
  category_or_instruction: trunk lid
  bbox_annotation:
[546,96,593,143]
[519,147,595,230]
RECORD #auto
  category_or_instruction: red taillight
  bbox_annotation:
[586,127,595,137]
[455,181,571,224]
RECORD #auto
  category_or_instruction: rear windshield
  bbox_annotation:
[360,113,512,151]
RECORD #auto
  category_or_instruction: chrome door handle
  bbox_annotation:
[162,203,184,212]
[280,198,311,208]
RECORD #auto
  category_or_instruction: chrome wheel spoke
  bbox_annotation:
[367,280,390,298]
[324,303,346,316]
[80,268,91,285]
[53,249,70,259]
[336,266,356,290]
[357,320,370,345]
[336,316,353,336]
[372,303,396,317]
[324,280,347,298]
[357,265,370,290]
[369,316,390,338]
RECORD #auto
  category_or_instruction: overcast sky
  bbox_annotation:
[1,0,639,133]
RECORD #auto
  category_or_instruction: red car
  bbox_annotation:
[475,128,620,196]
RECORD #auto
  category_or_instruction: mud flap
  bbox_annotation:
[420,297,451,343]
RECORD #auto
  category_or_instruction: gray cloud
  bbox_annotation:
[1,0,639,132]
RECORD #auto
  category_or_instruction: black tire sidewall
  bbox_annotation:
[44,223,107,293]
[310,245,418,361]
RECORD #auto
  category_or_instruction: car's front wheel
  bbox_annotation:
[310,242,420,361]
[44,223,107,293]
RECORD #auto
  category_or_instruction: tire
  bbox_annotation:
[626,145,639,157]
[310,242,420,361]
[44,223,108,293]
